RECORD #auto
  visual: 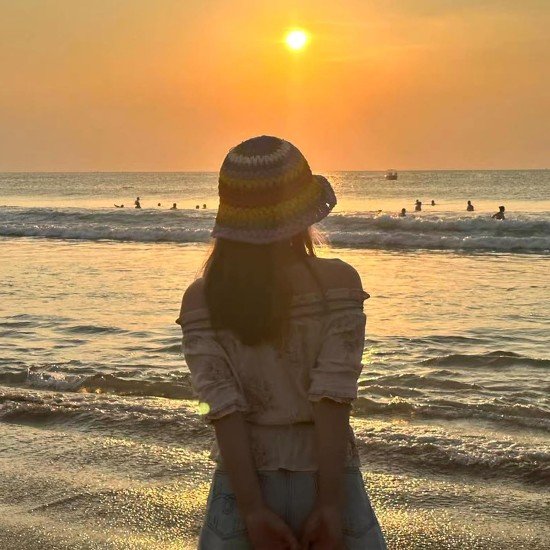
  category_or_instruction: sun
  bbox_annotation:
[285,29,309,51]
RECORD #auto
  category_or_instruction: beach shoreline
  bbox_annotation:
[1,389,548,550]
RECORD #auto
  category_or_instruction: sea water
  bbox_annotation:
[0,171,548,549]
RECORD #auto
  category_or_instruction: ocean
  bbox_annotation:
[0,170,549,549]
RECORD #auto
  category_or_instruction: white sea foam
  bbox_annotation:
[1,207,549,252]
[352,422,550,483]
[1,385,548,484]
[324,214,550,251]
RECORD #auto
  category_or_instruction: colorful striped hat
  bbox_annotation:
[212,135,336,243]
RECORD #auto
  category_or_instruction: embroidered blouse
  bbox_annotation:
[177,286,369,471]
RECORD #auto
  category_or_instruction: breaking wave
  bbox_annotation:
[1,386,547,485]
[1,207,549,252]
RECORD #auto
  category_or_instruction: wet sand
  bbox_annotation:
[1,392,547,550]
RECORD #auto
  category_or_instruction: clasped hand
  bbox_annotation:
[244,505,344,550]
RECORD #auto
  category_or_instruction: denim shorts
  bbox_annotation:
[198,468,387,549]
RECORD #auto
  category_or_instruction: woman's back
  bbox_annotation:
[178,257,368,470]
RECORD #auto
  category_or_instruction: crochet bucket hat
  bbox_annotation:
[212,135,336,244]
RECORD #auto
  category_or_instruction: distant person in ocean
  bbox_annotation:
[134,197,141,209]
[170,203,178,210]
[177,135,386,549]
[158,202,162,207]
[195,205,200,209]
[492,205,506,220]
[431,200,436,206]
[415,200,422,212]
[202,204,207,209]
[399,208,407,217]
[467,200,474,212]
[114,204,124,208]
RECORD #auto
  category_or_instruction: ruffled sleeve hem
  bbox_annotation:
[204,401,249,422]
[308,392,356,404]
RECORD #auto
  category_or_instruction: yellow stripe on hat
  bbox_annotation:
[217,177,323,229]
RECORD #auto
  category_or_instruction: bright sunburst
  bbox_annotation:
[285,29,309,51]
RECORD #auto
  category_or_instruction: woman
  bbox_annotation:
[177,136,386,549]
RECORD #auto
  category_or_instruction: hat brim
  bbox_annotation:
[211,174,336,244]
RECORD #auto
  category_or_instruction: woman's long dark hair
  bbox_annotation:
[203,229,317,346]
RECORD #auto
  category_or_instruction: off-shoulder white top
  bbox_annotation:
[177,287,369,471]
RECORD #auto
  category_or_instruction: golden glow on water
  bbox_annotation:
[361,346,377,366]
[1,235,549,547]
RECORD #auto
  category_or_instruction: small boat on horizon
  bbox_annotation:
[385,169,398,180]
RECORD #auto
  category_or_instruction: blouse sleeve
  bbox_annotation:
[308,299,367,404]
[178,311,248,422]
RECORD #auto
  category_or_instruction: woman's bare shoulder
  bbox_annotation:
[181,277,206,312]
[298,257,363,292]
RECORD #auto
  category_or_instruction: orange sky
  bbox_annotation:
[0,0,548,171]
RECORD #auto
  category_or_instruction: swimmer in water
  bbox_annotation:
[134,197,141,209]
[203,204,207,209]
[114,204,124,208]
[170,203,178,210]
[431,200,436,206]
[415,200,422,212]
[195,205,200,209]
[158,203,162,207]
[467,200,474,212]
[492,205,505,220]
[399,208,406,217]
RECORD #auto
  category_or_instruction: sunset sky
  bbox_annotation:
[1,0,548,171]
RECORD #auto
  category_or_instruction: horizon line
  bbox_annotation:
[0,167,548,175]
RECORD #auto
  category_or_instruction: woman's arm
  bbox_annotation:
[300,400,350,548]
[212,412,263,515]
[312,399,350,510]
[213,412,299,550]
[301,262,367,547]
